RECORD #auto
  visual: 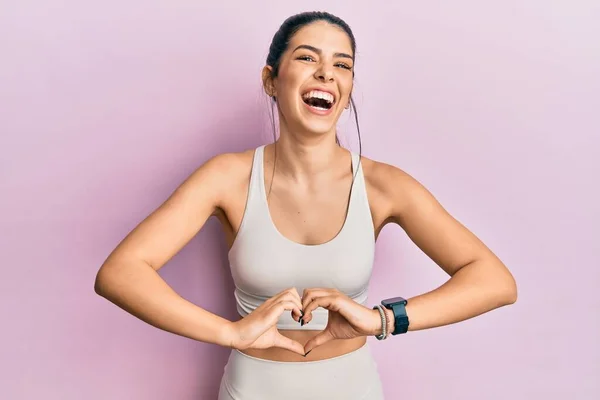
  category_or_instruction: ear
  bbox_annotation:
[262,65,276,98]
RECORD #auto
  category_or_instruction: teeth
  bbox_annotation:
[302,90,334,104]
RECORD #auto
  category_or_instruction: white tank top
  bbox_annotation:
[228,145,376,330]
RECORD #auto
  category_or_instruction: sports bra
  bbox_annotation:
[228,145,376,330]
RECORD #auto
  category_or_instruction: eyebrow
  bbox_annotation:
[293,44,354,60]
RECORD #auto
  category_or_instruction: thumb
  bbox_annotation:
[273,332,305,356]
[303,329,334,355]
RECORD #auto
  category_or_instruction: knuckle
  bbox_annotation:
[288,295,299,304]
[278,293,289,301]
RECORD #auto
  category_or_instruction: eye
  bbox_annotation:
[335,63,352,70]
[297,55,315,62]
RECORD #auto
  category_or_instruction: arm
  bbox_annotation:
[94,153,241,347]
[379,164,517,333]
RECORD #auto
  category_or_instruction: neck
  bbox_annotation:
[272,127,343,181]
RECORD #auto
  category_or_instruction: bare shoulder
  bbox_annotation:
[360,155,414,192]
[360,155,441,225]
[178,148,256,211]
[196,149,255,209]
[200,149,253,182]
[359,153,511,280]
[99,148,256,272]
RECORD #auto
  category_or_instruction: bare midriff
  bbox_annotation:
[240,330,367,362]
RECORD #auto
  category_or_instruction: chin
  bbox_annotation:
[299,120,335,136]
[296,105,339,136]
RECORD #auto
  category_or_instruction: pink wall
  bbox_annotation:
[2,1,598,399]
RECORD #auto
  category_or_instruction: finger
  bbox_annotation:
[275,295,303,318]
[290,308,302,322]
[278,289,303,321]
[304,329,335,355]
[259,288,302,322]
[282,288,303,322]
[301,288,337,311]
[262,289,302,310]
[265,300,302,327]
[266,287,302,309]
[281,287,303,304]
[288,287,302,302]
[273,332,305,356]
[303,295,339,324]
[289,305,303,323]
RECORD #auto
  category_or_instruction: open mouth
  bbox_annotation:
[301,90,335,111]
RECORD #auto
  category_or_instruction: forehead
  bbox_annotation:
[287,21,353,56]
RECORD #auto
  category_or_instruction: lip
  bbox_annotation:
[302,100,335,116]
[300,86,337,116]
[300,86,337,104]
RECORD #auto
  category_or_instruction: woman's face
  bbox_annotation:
[266,21,355,137]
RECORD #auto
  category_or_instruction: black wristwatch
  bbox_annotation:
[381,297,410,335]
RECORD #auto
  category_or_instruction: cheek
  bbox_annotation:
[277,65,302,92]
[339,83,353,103]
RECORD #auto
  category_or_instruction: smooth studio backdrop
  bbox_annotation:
[1,1,598,399]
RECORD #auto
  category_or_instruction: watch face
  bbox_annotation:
[382,297,407,306]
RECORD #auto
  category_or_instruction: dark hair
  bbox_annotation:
[264,11,362,192]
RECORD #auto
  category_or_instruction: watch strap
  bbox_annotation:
[390,302,409,335]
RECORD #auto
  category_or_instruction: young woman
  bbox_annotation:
[94,11,517,399]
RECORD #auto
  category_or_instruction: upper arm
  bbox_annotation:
[377,163,500,276]
[101,152,243,271]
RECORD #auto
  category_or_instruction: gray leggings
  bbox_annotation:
[218,343,384,399]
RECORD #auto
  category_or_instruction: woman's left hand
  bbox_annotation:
[301,288,382,354]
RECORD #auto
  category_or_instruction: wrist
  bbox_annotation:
[383,308,395,336]
[220,320,238,348]
[370,308,383,336]
[380,296,410,336]
[370,307,394,338]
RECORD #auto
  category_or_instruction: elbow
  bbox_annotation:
[94,263,116,298]
[484,260,517,306]
[499,274,518,306]
[503,286,518,306]
[94,268,107,297]
[507,282,518,305]
[94,258,148,299]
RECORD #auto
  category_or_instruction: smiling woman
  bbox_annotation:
[262,16,357,138]
[94,10,517,400]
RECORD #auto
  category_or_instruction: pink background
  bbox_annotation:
[1,1,598,399]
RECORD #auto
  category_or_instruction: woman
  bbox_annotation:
[94,11,517,399]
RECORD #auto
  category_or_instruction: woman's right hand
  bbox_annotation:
[227,288,305,356]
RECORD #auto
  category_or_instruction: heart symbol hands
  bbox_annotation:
[228,287,384,357]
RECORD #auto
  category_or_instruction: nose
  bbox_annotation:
[315,64,334,82]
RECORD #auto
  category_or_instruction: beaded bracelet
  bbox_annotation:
[373,305,388,340]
